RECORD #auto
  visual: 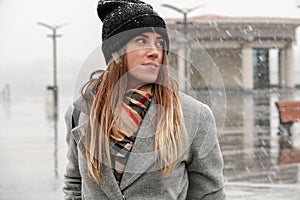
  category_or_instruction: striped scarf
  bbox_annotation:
[110,84,153,185]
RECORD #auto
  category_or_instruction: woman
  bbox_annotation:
[63,0,226,199]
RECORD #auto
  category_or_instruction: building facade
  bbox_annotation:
[166,16,300,90]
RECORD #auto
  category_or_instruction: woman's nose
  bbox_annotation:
[146,44,159,58]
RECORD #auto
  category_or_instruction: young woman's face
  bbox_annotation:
[125,32,165,89]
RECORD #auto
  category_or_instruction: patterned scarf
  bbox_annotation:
[110,84,153,185]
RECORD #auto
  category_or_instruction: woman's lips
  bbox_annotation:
[143,62,158,68]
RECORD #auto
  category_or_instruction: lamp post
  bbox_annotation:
[37,22,67,178]
[162,4,204,92]
[37,22,67,119]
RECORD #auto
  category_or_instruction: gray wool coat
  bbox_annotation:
[63,92,226,200]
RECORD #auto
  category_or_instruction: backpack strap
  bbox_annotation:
[72,107,81,129]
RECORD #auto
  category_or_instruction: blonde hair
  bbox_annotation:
[81,49,187,187]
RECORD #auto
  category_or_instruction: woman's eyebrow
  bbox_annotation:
[139,34,163,40]
[139,34,149,38]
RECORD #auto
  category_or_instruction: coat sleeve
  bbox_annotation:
[186,104,226,200]
[63,105,82,200]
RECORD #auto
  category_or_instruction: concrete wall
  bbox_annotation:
[188,48,242,89]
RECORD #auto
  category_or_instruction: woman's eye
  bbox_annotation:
[156,41,165,48]
[136,38,146,45]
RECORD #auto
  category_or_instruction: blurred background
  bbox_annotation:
[1,0,300,199]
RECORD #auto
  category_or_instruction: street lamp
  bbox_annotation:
[37,22,67,178]
[162,4,204,91]
[37,22,67,119]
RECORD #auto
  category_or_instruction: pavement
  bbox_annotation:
[225,182,300,200]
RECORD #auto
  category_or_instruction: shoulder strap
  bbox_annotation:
[72,107,81,129]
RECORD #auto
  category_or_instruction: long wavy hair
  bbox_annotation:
[81,47,187,187]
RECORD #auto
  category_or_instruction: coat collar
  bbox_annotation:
[73,95,91,115]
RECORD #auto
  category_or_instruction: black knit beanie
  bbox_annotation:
[97,0,170,64]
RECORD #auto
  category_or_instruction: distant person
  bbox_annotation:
[63,0,226,199]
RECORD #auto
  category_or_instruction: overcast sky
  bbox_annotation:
[1,0,300,97]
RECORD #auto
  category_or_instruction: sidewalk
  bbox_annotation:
[225,182,300,200]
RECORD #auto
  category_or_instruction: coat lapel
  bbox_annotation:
[99,164,124,199]
[119,103,158,190]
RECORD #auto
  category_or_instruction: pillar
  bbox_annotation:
[242,94,254,157]
[177,48,186,91]
[279,41,295,88]
[241,43,254,90]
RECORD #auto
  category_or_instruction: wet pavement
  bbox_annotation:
[0,88,300,199]
[219,88,300,199]
[225,182,300,200]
